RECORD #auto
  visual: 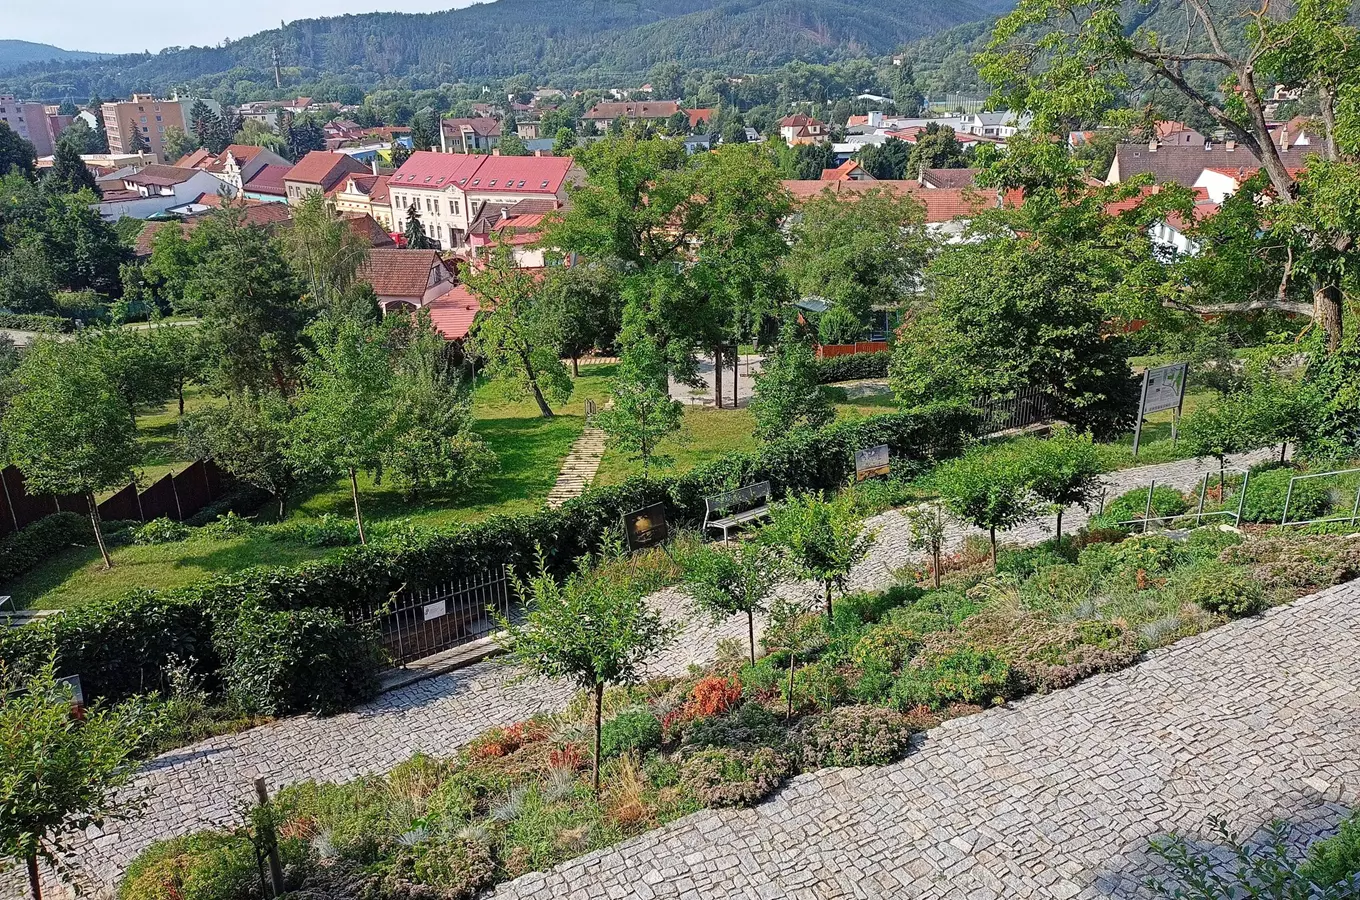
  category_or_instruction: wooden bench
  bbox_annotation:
[703,481,772,541]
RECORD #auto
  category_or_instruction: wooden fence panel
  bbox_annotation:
[139,473,181,522]
[816,341,889,359]
[173,461,209,520]
[2,466,60,532]
[99,483,142,523]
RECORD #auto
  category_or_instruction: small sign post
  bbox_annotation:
[854,444,891,482]
[622,503,669,552]
[1132,362,1189,457]
[59,674,85,720]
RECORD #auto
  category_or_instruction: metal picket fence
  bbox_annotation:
[355,570,514,667]
[1111,468,1250,532]
[1280,467,1360,528]
[975,386,1057,434]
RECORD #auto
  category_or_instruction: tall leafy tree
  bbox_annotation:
[979,0,1360,351]
[80,328,171,427]
[499,552,675,794]
[149,323,211,416]
[46,135,97,194]
[749,320,833,441]
[785,186,931,326]
[286,192,370,310]
[932,445,1037,569]
[464,244,572,417]
[0,123,37,178]
[594,307,683,477]
[161,125,198,163]
[680,541,782,665]
[288,316,399,544]
[183,202,308,397]
[1017,427,1104,541]
[856,137,912,179]
[183,394,301,519]
[762,492,875,622]
[905,123,969,177]
[0,661,147,900]
[2,339,142,568]
[542,263,624,376]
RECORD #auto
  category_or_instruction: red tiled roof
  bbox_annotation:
[342,213,396,248]
[329,173,389,200]
[357,248,451,298]
[424,285,481,340]
[285,150,368,189]
[920,168,980,189]
[189,197,293,227]
[245,164,292,196]
[132,220,185,256]
[223,144,267,164]
[174,148,215,169]
[441,117,502,138]
[782,179,923,200]
[584,101,681,120]
[99,188,142,202]
[781,180,1006,223]
[125,165,200,187]
[819,160,867,181]
[846,114,870,127]
[389,152,572,196]
[687,108,715,129]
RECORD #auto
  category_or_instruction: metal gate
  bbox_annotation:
[359,570,514,667]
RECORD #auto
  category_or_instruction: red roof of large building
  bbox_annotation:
[441,117,503,138]
[584,101,682,120]
[389,152,573,196]
[285,150,368,189]
[244,164,291,196]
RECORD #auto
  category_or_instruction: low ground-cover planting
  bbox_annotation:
[117,521,1360,900]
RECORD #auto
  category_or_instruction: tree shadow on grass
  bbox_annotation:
[1095,800,1354,898]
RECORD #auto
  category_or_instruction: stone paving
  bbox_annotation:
[545,426,607,508]
[489,578,1360,900]
[16,448,1284,898]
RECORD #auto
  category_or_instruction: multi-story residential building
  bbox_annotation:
[282,150,370,206]
[778,114,830,146]
[97,164,234,220]
[439,117,502,153]
[583,101,681,125]
[0,94,58,157]
[101,95,200,163]
[175,144,291,193]
[386,151,574,249]
[331,172,394,230]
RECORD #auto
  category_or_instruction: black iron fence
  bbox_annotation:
[974,386,1058,434]
[353,569,514,667]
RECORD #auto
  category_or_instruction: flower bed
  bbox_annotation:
[119,524,1360,900]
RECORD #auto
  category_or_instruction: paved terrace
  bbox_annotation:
[17,449,1303,898]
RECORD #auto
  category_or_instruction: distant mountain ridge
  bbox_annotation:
[1,0,1014,100]
[0,40,111,75]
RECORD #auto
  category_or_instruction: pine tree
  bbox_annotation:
[403,202,435,250]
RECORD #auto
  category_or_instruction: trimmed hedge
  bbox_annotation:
[0,512,93,583]
[5,404,979,716]
[0,312,74,333]
[814,351,891,385]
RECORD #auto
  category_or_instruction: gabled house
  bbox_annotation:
[331,172,394,230]
[819,160,875,182]
[918,168,981,189]
[440,117,502,153]
[97,165,234,220]
[779,114,830,146]
[243,164,291,202]
[283,151,371,206]
[214,144,291,192]
[356,248,459,313]
[583,101,682,124]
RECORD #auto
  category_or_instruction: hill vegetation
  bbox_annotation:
[1,0,1013,101]
[0,40,110,75]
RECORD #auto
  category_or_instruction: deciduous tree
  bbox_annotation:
[680,541,782,665]
[750,321,833,441]
[594,308,683,477]
[932,446,1037,569]
[762,492,875,622]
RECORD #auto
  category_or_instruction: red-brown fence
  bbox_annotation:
[0,460,227,538]
[816,341,890,359]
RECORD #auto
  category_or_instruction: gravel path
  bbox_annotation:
[14,448,1281,899]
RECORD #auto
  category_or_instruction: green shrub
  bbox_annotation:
[1019,564,1096,614]
[119,830,310,900]
[996,543,1074,579]
[814,351,891,384]
[682,700,787,752]
[599,707,663,758]
[0,312,73,333]
[133,517,192,545]
[890,647,1012,710]
[1175,526,1245,563]
[1302,812,1360,890]
[1240,467,1332,524]
[0,511,92,582]
[796,705,913,768]
[1079,534,1176,579]
[194,512,257,540]
[679,747,791,807]
[217,604,384,715]
[400,837,495,899]
[1179,567,1266,618]
[182,486,273,527]
[831,585,921,633]
[265,514,359,548]
[1094,486,1189,528]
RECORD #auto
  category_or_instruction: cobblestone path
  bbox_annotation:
[21,449,1282,898]
[545,426,607,508]
[489,579,1360,900]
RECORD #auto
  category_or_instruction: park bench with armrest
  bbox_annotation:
[703,481,772,541]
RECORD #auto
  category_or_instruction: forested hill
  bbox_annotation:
[2,0,1014,101]
[0,40,110,75]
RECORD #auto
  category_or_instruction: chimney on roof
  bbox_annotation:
[1226,139,1236,152]
[1204,139,1212,151]
[1148,138,1158,152]
[371,157,379,176]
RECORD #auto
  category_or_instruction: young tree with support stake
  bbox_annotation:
[762,492,875,623]
[0,660,146,900]
[932,447,1037,570]
[1019,428,1105,542]
[2,339,142,569]
[679,541,782,666]
[498,552,675,794]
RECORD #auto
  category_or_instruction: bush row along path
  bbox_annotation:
[25,448,1282,899]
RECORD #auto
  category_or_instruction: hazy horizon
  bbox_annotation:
[9,0,483,56]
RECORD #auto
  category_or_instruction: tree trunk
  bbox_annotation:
[932,546,941,589]
[1055,509,1064,544]
[277,493,287,521]
[592,682,604,795]
[87,492,112,570]
[1219,458,1226,502]
[824,580,833,622]
[713,347,723,410]
[522,352,554,418]
[1280,442,1288,465]
[349,467,367,545]
[26,852,40,900]
[177,379,186,417]
[989,526,997,571]
[786,650,796,721]
[1314,277,1344,353]
[571,354,580,377]
[747,610,757,667]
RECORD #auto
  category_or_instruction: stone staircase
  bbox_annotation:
[545,427,607,508]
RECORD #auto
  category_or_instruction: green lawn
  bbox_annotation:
[5,368,618,610]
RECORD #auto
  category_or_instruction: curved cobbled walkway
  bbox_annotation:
[18,449,1286,898]
[489,579,1360,900]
